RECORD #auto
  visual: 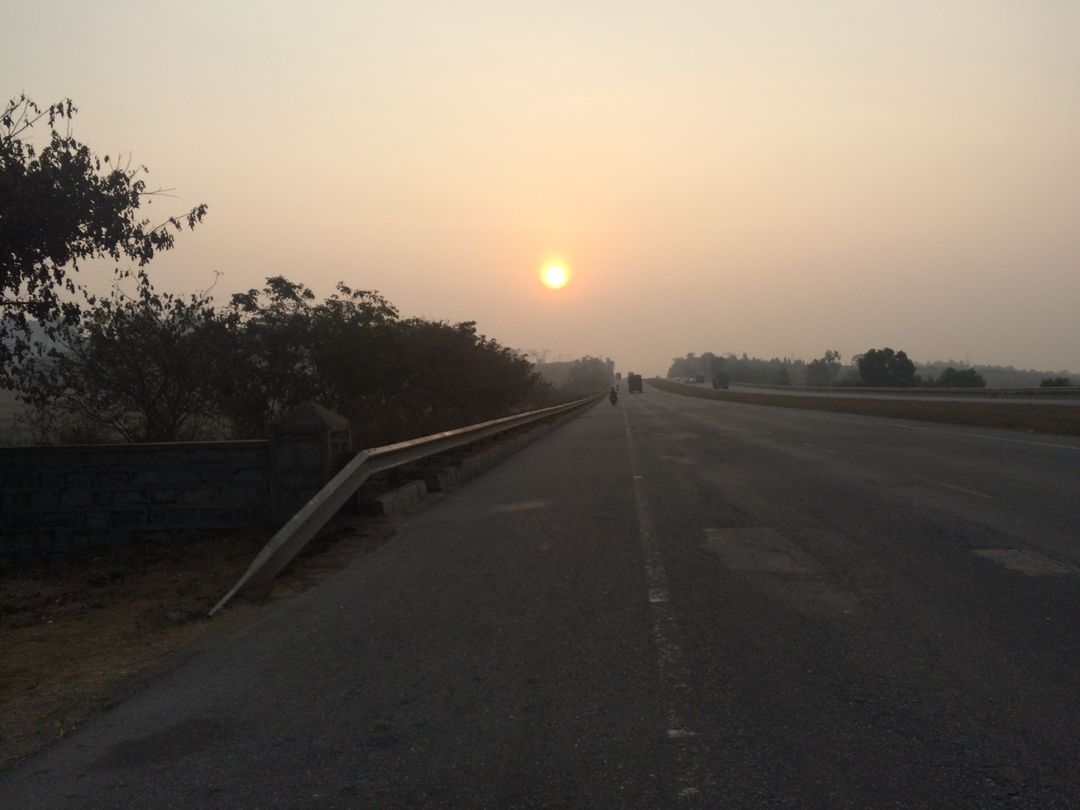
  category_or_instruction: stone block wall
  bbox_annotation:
[0,440,270,569]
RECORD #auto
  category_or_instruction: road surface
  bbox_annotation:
[3,385,1080,807]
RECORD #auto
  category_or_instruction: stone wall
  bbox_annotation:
[0,440,271,569]
[0,401,355,570]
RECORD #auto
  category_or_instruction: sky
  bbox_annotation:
[6,0,1080,376]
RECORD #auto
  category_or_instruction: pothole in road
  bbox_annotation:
[653,432,703,441]
[700,527,816,575]
[699,527,859,619]
[489,499,550,513]
[658,455,697,466]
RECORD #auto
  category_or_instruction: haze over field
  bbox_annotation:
[6,1,1080,377]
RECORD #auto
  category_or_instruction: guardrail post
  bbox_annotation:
[270,403,353,526]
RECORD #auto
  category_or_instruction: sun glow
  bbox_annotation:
[541,263,570,290]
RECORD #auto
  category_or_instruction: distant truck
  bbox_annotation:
[628,373,644,393]
[712,372,730,389]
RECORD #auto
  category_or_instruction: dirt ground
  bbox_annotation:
[0,517,395,771]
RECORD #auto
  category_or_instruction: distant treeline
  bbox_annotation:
[531,356,615,399]
[667,351,1075,389]
[5,276,588,446]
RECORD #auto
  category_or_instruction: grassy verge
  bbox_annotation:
[648,378,1080,437]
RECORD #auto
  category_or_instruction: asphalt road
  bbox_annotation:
[3,385,1080,807]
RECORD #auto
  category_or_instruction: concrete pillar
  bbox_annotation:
[270,403,352,525]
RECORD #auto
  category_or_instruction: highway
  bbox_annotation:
[3,384,1080,807]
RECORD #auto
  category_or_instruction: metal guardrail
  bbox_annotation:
[210,393,603,615]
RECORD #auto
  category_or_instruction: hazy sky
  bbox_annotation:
[6,1,1080,375]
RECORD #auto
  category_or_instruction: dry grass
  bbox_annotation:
[649,379,1080,436]
[0,518,394,771]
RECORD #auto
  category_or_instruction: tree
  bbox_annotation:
[1040,376,1072,388]
[217,277,550,445]
[857,347,918,387]
[563,355,614,396]
[933,367,986,388]
[805,349,842,386]
[1,94,206,377]
[218,277,400,438]
[9,273,230,442]
[667,353,702,379]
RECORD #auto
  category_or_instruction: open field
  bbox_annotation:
[649,378,1080,436]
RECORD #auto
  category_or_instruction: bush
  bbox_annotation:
[932,367,986,388]
[1040,376,1072,388]
[8,273,229,442]
[11,275,550,445]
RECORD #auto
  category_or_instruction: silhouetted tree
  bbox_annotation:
[702,352,727,378]
[1,95,206,378]
[669,352,804,384]
[805,349,842,386]
[932,367,986,388]
[857,347,918,387]
[535,355,612,399]
[8,273,229,441]
[1040,376,1072,388]
[218,277,399,437]
[218,277,549,445]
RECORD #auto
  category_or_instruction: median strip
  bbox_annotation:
[649,378,1080,436]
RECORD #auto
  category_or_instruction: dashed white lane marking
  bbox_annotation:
[802,442,841,455]
[912,475,993,500]
[622,409,704,801]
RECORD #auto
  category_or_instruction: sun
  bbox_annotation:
[540,263,570,290]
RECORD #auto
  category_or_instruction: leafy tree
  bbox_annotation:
[534,355,612,399]
[218,277,549,445]
[379,319,549,441]
[704,352,727,378]
[1,94,206,377]
[218,277,400,438]
[666,353,702,379]
[669,351,805,384]
[857,347,918,387]
[933,367,986,388]
[9,272,230,442]
[805,349,842,386]
[1040,376,1072,388]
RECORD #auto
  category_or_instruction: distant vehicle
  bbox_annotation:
[712,373,730,389]
[691,374,705,384]
[628,373,643,393]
